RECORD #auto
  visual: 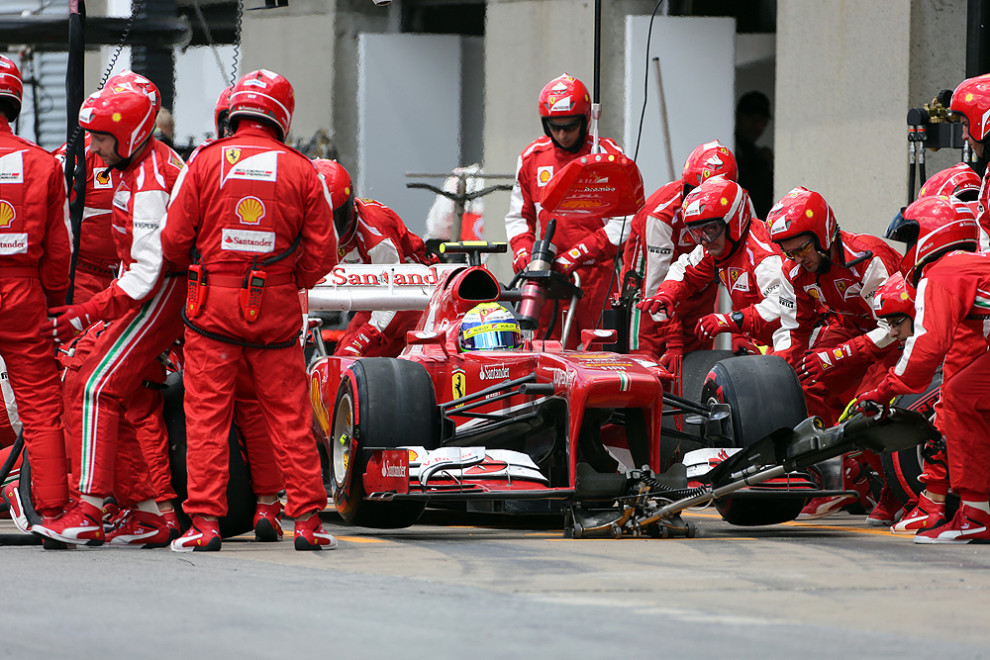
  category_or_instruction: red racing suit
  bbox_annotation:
[621,180,717,358]
[334,198,430,358]
[870,251,990,500]
[654,220,783,348]
[66,138,186,499]
[505,134,629,346]
[53,137,122,301]
[161,122,338,520]
[0,116,73,514]
[774,231,901,425]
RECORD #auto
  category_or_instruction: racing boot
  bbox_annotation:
[101,497,120,529]
[106,509,173,548]
[161,508,182,541]
[32,499,105,546]
[891,493,944,535]
[866,485,903,527]
[293,513,337,551]
[253,501,283,542]
[2,482,31,534]
[170,515,221,552]
[796,494,858,520]
[914,502,990,544]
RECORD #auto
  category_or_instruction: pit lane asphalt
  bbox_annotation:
[1,507,988,660]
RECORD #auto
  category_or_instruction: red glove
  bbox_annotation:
[797,342,858,384]
[44,289,67,309]
[636,289,677,318]
[695,313,742,341]
[43,300,100,344]
[731,334,760,355]
[853,383,895,417]
[659,334,684,372]
[554,242,591,276]
[339,326,382,357]
[512,247,532,273]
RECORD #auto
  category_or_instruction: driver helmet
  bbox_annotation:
[458,303,522,352]
[917,162,981,202]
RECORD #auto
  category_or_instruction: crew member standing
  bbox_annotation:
[162,69,339,552]
[0,54,73,531]
[505,73,629,346]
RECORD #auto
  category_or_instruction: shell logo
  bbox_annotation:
[95,169,111,185]
[539,169,552,184]
[0,200,14,228]
[900,292,910,301]
[805,209,814,218]
[720,196,729,207]
[967,93,975,102]
[235,196,266,224]
[112,112,122,122]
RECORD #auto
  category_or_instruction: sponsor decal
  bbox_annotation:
[834,279,851,296]
[221,150,279,187]
[804,284,823,301]
[94,168,113,189]
[382,459,406,478]
[0,200,15,228]
[464,459,510,476]
[328,265,442,287]
[113,190,130,211]
[779,297,795,309]
[0,150,24,183]
[0,233,28,255]
[235,196,266,225]
[537,166,554,187]
[225,148,241,165]
[479,363,510,381]
[221,228,276,253]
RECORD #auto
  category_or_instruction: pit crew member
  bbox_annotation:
[162,69,339,552]
[856,196,990,543]
[636,175,782,361]
[0,54,74,530]
[504,73,629,346]
[621,140,736,360]
[315,158,431,358]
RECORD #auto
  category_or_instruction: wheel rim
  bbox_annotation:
[332,391,355,490]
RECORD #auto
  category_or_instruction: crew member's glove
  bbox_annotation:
[512,247,532,273]
[339,326,382,357]
[659,334,684,372]
[731,334,760,356]
[554,243,591,276]
[797,342,857,384]
[853,383,895,418]
[695,312,742,341]
[636,290,677,318]
[44,300,100,344]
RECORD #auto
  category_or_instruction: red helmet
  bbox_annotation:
[78,86,156,160]
[886,195,979,286]
[766,186,837,251]
[0,55,23,120]
[312,158,357,246]
[538,73,591,142]
[950,74,990,142]
[917,162,981,202]
[681,175,752,243]
[214,85,235,137]
[228,69,294,141]
[873,272,915,319]
[681,140,737,189]
[105,70,161,116]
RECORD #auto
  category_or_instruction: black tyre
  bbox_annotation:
[881,373,942,505]
[330,358,439,528]
[701,355,809,525]
[660,350,734,469]
[163,372,256,538]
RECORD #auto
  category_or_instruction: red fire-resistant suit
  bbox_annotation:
[161,123,337,519]
[505,134,628,346]
[334,198,430,358]
[67,138,186,499]
[870,251,990,500]
[53,136,122,301]
[621,180,717,358]
[653,220,783,348]
[774,231,902,425]
[0,116,72,513]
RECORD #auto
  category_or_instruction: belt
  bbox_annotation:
[0,266,40,279]
[75,259,118,277]
[205,272,295,288]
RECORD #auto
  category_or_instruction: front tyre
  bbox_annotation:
[330,358,438,528]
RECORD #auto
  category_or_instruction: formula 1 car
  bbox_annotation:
[305,240,933,536]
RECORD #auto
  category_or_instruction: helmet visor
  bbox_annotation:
[885,208,919,245]
[463,322,520,350]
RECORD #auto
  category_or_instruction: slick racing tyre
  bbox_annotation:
[881,372,941,505]
[660,350,733,469]
[331,358,439,528]
[163,372,255,538]
[701,355,809,526]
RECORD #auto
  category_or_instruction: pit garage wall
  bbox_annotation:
[775,0,966,237]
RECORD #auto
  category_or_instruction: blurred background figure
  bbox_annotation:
[154,107,175,148]
[734,91,774,219]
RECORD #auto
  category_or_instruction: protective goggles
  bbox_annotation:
[781,239,816,260]
[686,220,726,244]
[545,118,582,133]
